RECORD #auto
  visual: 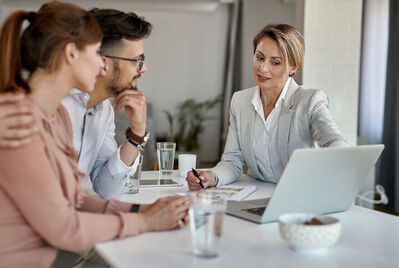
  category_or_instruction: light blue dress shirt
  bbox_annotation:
[62,89,138,199]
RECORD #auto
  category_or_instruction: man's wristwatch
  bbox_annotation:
[126,127,150,151]
[130,204,140,213]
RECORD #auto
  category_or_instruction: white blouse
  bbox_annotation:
[251,78,291,183]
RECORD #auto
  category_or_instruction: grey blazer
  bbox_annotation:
[211,79,348,186]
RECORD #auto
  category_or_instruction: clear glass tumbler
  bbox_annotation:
[157,142,176,175]
[189,192,227,257]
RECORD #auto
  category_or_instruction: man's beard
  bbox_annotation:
[107,60,141,95]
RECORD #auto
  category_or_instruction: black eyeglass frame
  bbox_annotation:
[104,55,145,70]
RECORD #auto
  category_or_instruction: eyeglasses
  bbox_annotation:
[104,54,145,71]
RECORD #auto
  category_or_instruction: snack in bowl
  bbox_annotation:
[304,217,324,225]
[279,213,341,253]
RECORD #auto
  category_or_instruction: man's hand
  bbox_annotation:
[186,170,216,191]
[0,92,38,148]
[138,195,190,232]
[114,90,146,136]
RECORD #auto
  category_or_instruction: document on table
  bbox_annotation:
[204,185,257,201]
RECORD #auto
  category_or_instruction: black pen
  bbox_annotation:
[192,168,204,189]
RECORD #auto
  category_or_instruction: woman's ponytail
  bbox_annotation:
[0,10,29,92]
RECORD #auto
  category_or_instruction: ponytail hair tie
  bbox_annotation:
[27,11,36,23]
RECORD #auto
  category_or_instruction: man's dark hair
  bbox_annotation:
[88,8,152,53]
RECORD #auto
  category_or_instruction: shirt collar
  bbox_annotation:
[68,88,104,113]
[278,77,291,105]
[251,77,292,111]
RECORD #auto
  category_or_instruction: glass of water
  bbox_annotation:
[189,192,227,257]
[123,153,143,194]
[157,142,176,175]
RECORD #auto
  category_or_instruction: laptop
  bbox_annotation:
[226,145,384,224]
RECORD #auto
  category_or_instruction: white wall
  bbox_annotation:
[303,0,363,145]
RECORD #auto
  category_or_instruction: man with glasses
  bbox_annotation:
[61,8,152,199]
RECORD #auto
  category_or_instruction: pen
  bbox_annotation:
[192,168,204,189]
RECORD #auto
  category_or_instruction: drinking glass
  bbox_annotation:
[189,192,227,257]
[157,142,176,175]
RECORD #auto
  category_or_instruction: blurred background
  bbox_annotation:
[1,0,398,213]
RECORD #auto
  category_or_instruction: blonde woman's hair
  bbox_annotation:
[253,24,304,76]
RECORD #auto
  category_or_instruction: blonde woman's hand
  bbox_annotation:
[186,170,216,191]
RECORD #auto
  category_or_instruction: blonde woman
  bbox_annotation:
[186,24,348,190]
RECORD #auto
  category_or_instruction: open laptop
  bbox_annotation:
[226,145,384,224]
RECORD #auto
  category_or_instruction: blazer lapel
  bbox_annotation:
[277,79,299,164]
[240,89,263,178]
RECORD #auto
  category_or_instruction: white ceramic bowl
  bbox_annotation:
[278,213,341,253]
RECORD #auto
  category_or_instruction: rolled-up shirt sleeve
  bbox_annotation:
[91,143,140,199]
[63,94,140,199]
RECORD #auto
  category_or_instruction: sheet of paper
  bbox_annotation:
[203,185,257,201]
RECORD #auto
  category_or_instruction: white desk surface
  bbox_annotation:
[96,171,399,268]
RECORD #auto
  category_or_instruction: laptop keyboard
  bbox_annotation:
[242,207,266,216]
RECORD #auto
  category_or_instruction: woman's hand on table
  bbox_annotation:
[138,195,190,232]
[186,170,216,191]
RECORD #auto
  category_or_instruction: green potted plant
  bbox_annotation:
[163,94,222,153]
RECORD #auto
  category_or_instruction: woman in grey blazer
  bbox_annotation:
[186,24,348,190]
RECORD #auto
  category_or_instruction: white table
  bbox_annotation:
[96,171,399,268]
[116,170,276,204]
